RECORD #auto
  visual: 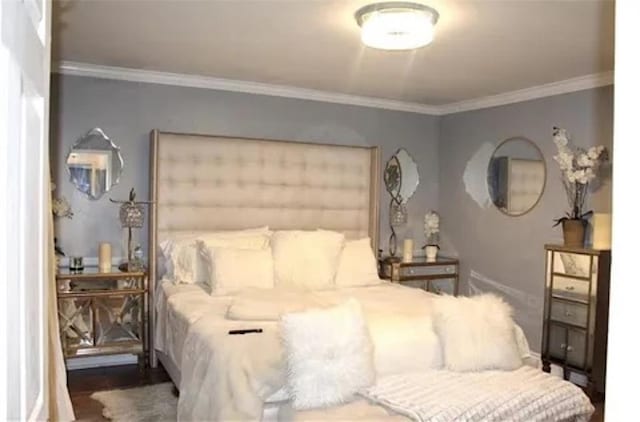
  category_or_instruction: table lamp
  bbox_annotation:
[110,188,152,271]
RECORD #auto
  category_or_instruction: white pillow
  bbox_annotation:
[334,238,382,287]
[159,235,204,284]
[206,247,274,295]
[160,227,272,284]
[433,293,523,372]
[280,299,375,410]
[271,230,345,290]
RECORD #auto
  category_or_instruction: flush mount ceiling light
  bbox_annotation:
[355,2,439,51]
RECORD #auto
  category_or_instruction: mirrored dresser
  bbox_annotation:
[378,255,459,296]
[541,244,611,395]
[56,266,148,366]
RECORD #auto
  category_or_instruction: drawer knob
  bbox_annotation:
[408,269,415,275]
[566,346,574,352]
[565,286,575,291]
[565,311,573,317]
[560,343,566,350]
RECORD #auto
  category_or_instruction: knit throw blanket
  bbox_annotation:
[361,366,594,422]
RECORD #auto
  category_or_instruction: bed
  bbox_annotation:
[147,131,593,421]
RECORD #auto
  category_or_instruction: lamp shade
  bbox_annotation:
[119,202,144,228]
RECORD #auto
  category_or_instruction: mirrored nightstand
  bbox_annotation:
[378,254,459,296]
[56,266,148,367]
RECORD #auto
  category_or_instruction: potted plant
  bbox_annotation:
[552,127,608,247]
[422,210,440,261]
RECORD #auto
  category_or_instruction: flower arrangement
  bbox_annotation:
[552,126,608,230]
[423,210,440,247]
[51,182,73,257]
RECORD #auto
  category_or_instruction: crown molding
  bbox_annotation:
[54,61,613,116]
[438,71,614,115]
[54,61,441,115]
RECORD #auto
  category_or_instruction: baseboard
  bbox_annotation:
[66,354,138,370]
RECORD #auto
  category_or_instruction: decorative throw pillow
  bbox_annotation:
[334,238,383,287]
[271,230,345,290]
[205,247,275,295]
[433,293,523,372]
[280,299,375,410]
[159,235,203,284]
[160,227,272,284]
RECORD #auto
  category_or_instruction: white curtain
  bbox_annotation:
[47,169,75,421]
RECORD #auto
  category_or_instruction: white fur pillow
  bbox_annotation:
[271,230,345,290]
[433,293,523,372]
[280,299,375,410]
[334,238,383,287]
[205,247,274,295]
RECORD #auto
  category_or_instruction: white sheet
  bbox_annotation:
[155,282,232,368]
[156,282,536,421]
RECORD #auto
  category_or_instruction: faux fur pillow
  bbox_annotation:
[433,293,523,372]
[280,299,375,410]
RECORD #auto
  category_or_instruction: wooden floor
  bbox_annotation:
[68,364,605,421]
[68,364,171,421]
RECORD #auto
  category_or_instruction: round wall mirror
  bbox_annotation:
[487,137,546,216]
[66,128,123,200]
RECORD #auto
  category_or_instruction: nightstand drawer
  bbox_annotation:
[400,265,456,278]
[400,280,429,291]
[429,278,456,295]
[548,324,587,369]
[550,300,588,328]
[552,276,590,302]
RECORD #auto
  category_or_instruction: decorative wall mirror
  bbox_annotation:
[487,137,546,216]
[383,148,419,257]
[66,128,123,200]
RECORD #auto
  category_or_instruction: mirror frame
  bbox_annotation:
[65,127,124,200]
[487,136,547,217]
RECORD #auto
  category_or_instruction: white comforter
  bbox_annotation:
[175,284,534,421]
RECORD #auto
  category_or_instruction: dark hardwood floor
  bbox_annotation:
[68,364,604,421]
[68,364,171,421]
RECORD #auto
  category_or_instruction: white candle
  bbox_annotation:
[402,239,413,263]
[98,242,112,272]
[592,213,611,250]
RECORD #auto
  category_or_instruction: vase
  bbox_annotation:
[425,245,439,262]
[562,219,587,247]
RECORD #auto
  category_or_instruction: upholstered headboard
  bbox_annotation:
[147,130,380,364]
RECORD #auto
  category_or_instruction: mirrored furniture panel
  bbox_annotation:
[56,266,148,366]
[66,128,124,200]
[541,244,611,395]
[378,254,459,296]
[487,137,545,216]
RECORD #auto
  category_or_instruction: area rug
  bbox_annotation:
[90,383,176,421]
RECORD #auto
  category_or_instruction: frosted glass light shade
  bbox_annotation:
[356,2,439,51]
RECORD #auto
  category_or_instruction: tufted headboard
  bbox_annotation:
[147,130,380,364]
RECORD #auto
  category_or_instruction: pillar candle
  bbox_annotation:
[592,213,612,250]
[402,239,413,263]
[98,242,112,272]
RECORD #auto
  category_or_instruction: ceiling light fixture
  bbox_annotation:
[355,2,439,51]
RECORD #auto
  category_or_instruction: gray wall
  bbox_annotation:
[50,74,439,260]
[438,86,613,351]
[51,74,613,350]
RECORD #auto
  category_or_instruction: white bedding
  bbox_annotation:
[156,282,537,421]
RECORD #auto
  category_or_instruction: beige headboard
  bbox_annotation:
[147,130,380,364]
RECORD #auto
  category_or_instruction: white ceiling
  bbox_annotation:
[52,0,615,106]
